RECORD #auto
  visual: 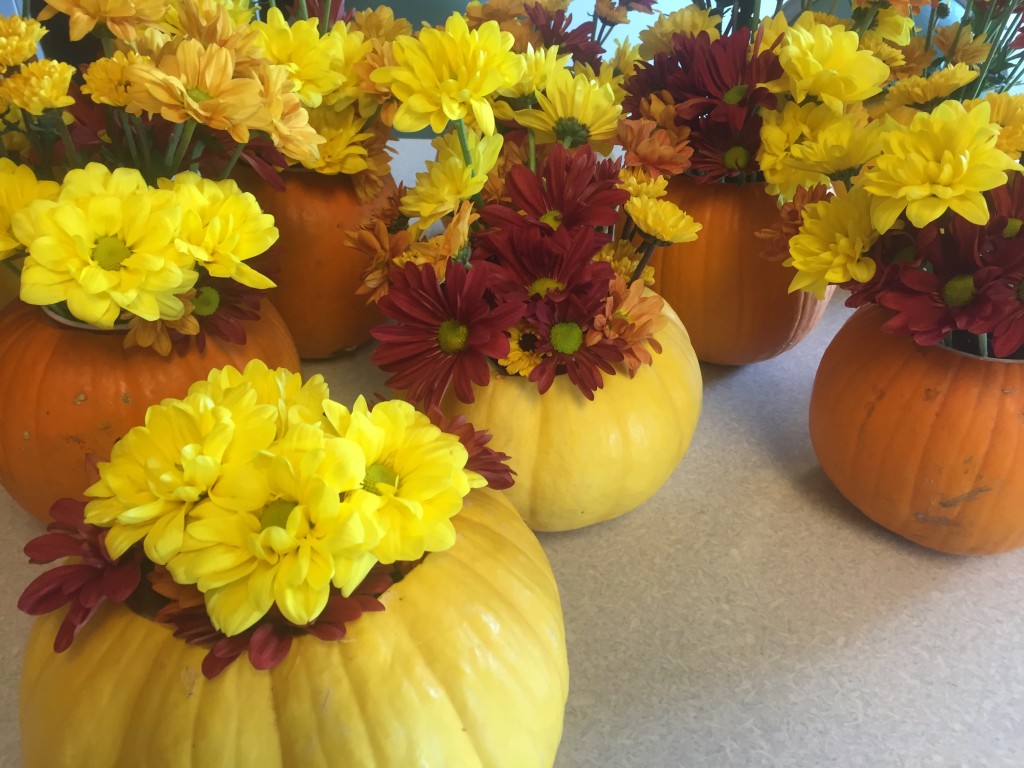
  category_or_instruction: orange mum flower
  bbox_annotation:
[586,275,667,376]
[617,118,693,178]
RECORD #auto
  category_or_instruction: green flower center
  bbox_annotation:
[193,285,221,317]
[438,318,468,354]
[893,245,917,265]
[941,274,976,307]
[723,84,748,105]
[93,236,131,271]
[554,117,590,148]
[186,86,210,102]
[363,462,398,494]
[550,321,583,354]
[260,499,296,531]
[1017,281,1024,304]
[723,146,751,171]
[539,210,563,230]
[528,277,566,297]
[1004,217,1023,238]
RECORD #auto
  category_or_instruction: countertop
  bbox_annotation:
[3,298,1024,767]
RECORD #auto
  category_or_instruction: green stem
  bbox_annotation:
[321,0,333,34]
[629,238,658,284]
[169,120,198,176]
[295,0,308,20]
[220,141,245,180]
[455,119,475,175]
[527,128,536,173]
[942,0,974,68]
[162,122,185,173]
[852,7,879,36]
[978,333,990,358]
[620,215,636,243]
[972,9,1014,96]
[922,4,942,53]
[55,117,80,169]
[2,258,20,276]
[117,112,141,170]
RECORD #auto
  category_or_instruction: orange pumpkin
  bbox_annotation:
[0,265,17,311]
[242,171,393,359]
[648,175,833,365]
[0,300,300,522]
[810,304,1024,555]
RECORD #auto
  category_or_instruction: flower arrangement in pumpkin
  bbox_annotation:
[349,9,702,406]
[750,1,1024,358]
[18,359,514,678]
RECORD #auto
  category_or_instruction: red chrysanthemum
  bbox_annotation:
[480,144,628,234]
[170,276,263,354]
[686,116,764,181]
[372,260,525,407]
[524,3,605,69]
[18,498,142,653]
[529,292,624,399]
[843,228,921,309]
[426,407,516,490]
[623,54,684,118]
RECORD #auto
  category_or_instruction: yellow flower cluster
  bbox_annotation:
[0,15,46,73]
[85,360,479,636]
[11,162,276,329]
[0,59,76,116]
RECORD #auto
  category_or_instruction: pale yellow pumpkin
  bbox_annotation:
[20,489,569,768]
[443,298,703,531]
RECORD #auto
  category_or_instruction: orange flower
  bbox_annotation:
[586,275,667,375]
[891,35,936,80]
[617,118,693,178]
[350,120,395,204]
[123,290,200,355]
[250,62,323,165]
[126,38,265,142]
[933,24,990,67]
[353,219,412,303]
[37,0,164,41]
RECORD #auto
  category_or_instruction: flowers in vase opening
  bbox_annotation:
[18,359,515,677]
[356,10,702,406]
[750,0,1024,358]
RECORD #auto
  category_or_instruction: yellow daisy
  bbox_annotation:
[514,68,621,153]
[625,196,701,245]
[638,6,721,59]
[301,105,373,175]
[0,159,59,260]
[0,15,47,72]
[254,8,348,109]
[37,0,166,41]
[371,14,525,136]
[877,62,978,120]
[82,50,148,108]
[498,322,544,376]
[617,167,669,199]
[0,59,75,116]
[965,92,1024,159]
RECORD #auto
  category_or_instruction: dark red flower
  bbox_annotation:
[427,407,516,490]
[478,224,615,308]
[480,144,628,234]
[525,3,605,69]
[18,498,142,653]
[529,293,624,399]
[843,229,921,309]
[686,116,764,181]
[372,260,525,407]
[623,54,685,118]
[160,564,399,679]
[979,269,1024,357]
[170,277,263,354]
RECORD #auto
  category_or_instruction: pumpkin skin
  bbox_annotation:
[810,304,1024,555]
[648,175,833,366]
[442,298,702,531]
[20,489,570,768]
[0,264,17,311]
[0,300,300,522]
[241,171,392,359]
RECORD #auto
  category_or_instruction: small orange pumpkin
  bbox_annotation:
[242,171,393,359]
[0,300,300,522]
[648,175,832,365]
[810,304,1024,555]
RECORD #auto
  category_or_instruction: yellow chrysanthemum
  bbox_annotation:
[514,68,621,153]
[37,0,165,41]
[862,100,1022,232]
[191,359,330,434]
[933,23,990,66]
[573,59,628,106]
[13,163,198,327]
[617,167,669,199]
[371,14,525,136]
[401,129,503,233]
[858,31,906,70]
[126,38,265,143]
[638,6,721,59]
[159,172,277,289]
[323,396,473,565]
[786,185,877,298]
[892,35,937,80]
[965,92,1024,159]
[0,59,75,116]
[84,386,279,563]
[497,43,571,101]
[0,15,46,72]
[759,101,884,200]
[161,0,254,37]
[873,7,913,46]
[498,322,543,376]
[768,12,890,113]
[320,23,377,116]
[757,11,791,54]
[300,105,373,175]
[253,9,347,109]
[251,61,323,166]
[625,196,701,245]
[610,37,642,80]
[0,159,59,260]
[350,5,413,42]
[594,239,654,286]
[167,420,379,634]
[876,62,978,122]
[82,50,148,108]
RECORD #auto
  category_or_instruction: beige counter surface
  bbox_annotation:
[2,298,1024,767]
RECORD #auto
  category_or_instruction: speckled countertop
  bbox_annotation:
[2,143,1023,767]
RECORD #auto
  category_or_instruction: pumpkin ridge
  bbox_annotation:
[270,643,333,768]
[452,494,556,580]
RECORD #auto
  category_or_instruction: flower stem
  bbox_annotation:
[55,117,80,169]
[296,0,309,21]
[321,0,333,34]
[620,215,636,243]
[973,10,1016,97]
[455,118,475,175]
[220,141,245,180]
[978,332,990,358]
[117,112,141,170]
[2,258,20,277]
[942,0,973,68]
[527,128,536,173]
[169,120,198,176]
[629,238,658,284]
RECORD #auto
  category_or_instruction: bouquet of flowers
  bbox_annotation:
[352,9,702,406]
[18,359,515,677]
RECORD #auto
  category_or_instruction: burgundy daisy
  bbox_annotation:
[371,260,525,407]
